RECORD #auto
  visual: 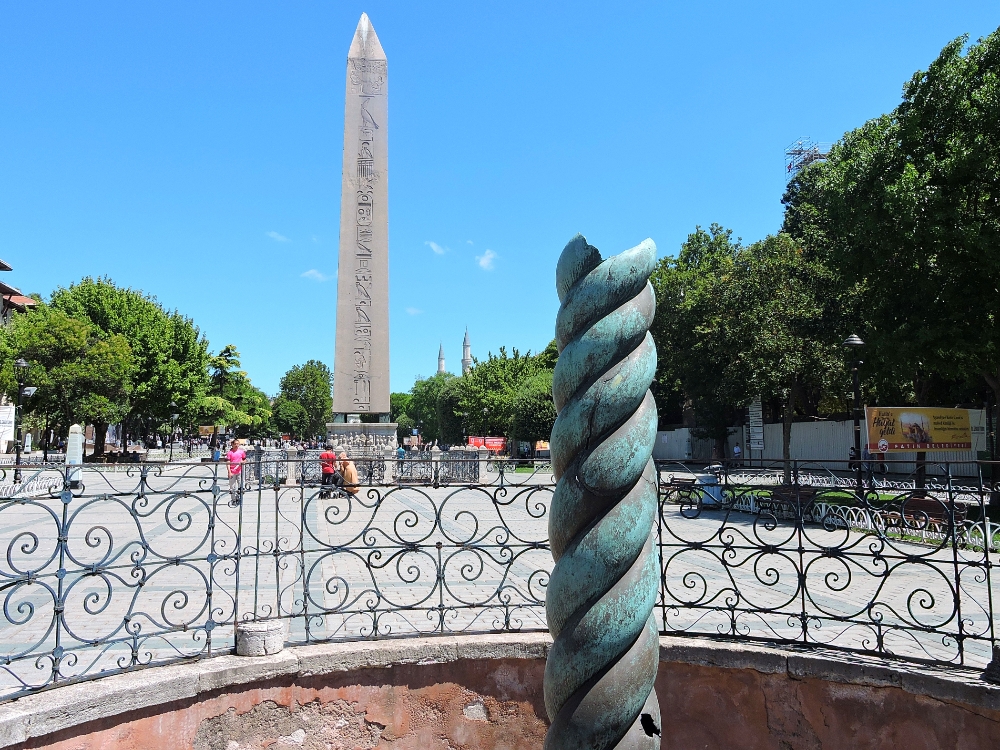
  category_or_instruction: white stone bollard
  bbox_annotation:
[235,620,286,656]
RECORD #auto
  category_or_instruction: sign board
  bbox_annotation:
[0,405,13,451]
[468,436,507,452]
[865,407,972,453]
[748,397,764,451]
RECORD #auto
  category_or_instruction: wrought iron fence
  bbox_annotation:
[1,456,997,702]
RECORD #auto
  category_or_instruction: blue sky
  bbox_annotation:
[2,1,998,396]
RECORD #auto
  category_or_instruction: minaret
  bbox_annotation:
[437,343,446,374]
[461,329,472,374]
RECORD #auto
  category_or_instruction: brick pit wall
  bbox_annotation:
[3,635,1000,749]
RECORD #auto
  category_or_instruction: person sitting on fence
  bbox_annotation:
[226,439,246,505]
[319,443,343,498]
[338,452,359,495]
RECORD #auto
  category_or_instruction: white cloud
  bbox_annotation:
[311,235,320,243]
[406,307,423,315]
[301,269,332,281]
[267,231,291,242]
[476,249,497,271]
[467,240,474,245]
[425,240,447,255]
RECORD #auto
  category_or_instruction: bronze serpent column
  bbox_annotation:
[544,235,661,750]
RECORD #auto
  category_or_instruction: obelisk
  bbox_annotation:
[333,13,390,418]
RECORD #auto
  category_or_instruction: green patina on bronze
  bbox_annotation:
[544,235,661,750]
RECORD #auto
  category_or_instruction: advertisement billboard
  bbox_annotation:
[865,407,972,453]
[468,436,507,452]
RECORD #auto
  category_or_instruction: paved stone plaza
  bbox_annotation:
[1,461,996,699]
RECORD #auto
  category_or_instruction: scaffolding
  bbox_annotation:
[785,137,830,177]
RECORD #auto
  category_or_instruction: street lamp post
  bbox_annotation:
[169,402,179,462]
[844,334,865,498]
[13,358,29,483]
[481,407,489,453]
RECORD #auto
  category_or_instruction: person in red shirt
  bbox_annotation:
[319,444,342,498]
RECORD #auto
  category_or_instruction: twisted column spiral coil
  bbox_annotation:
[545,235,660,750]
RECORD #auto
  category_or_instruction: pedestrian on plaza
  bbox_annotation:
[396,444,405,478]
[319,443,342,498]
[338,452,359,495]
[227,439,246,505]
[732,443,742,467]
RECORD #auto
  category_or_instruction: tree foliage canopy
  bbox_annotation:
[273,360,332,439]
[3,277,276,451]
[782,29,1000,406]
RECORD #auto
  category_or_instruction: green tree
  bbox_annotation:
[275,360,333,439]
[48,277,210,443]
[460,347,544,440]
[510,370,556,447]
[390,391,414,443]
[199,345,272,443]
[270,396,306,439]
[783,30,1000,411]
[436,377,466,445]
[650,227,845,473]
[390,392,412,421]
[0,303,135,453]
[408,372,455,442]
[395,413,415,443]
[650,225,745,448]
[729,234,845,479]
[534,339,559,369]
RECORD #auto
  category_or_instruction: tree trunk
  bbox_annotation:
[93,423,108,457]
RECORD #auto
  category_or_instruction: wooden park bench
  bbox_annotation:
[659,475,701,505]
[755,485,818,518]
[881,495,967,534]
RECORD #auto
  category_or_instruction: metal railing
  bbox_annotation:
[0,456,996,701]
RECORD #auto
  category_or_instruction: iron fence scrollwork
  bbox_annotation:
[1,457,998,703]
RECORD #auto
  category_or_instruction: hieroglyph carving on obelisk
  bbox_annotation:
[333,13,390,415]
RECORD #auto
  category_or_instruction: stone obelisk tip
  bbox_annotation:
[349,12,386,60]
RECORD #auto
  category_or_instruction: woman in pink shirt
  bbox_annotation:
[226,439,246,504]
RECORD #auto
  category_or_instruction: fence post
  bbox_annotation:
[478,447,489,483]
[285,447,299,485]
[945,462,967,665]
[983,456,1000,681]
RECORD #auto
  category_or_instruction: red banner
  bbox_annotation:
[468,437,507,452]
